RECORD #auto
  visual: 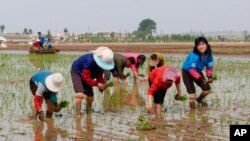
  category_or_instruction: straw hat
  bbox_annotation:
[93,47,114,70]
[45,73,64,92]
[149,59,159,67]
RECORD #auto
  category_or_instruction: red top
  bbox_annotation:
[33,41,40,48]
[148,66,181,95]
[81,69,105,86]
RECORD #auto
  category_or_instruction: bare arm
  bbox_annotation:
[175,82,181,96]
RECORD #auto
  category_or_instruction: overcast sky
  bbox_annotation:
[1,0,250,34]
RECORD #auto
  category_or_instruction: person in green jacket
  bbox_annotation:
[104,53,135,85]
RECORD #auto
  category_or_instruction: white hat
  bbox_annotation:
[93,47,114,70]
[0,36,6,42]
[45,73,64,92]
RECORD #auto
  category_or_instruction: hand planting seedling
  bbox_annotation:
[204,74,217,84]
[136,114,156,130]
[139,74,145,77]
[175,94,187,102]
[106,81,114,87]
[126,72,130,77]
[212,74,218,81]
[59,100,69,108]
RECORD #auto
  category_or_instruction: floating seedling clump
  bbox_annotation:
[136,114,156,130]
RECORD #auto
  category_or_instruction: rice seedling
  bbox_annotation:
[136,114,156,130]
[106,81,114,87]
[59,100,69,108]
[139,74,145,77]
[125,72,131,77]
[175,95,188,102]
[212,74,218,80]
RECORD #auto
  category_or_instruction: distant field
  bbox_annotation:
[2,42,250,55]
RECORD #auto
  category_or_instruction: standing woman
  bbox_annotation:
[71,47,114,117]
[182,37,214,108]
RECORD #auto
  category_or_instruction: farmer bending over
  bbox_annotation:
[30,71,64,121]
[124,53,146,82]
[104,53,135,85]
[147,66,181,118]
[71,47,114,117]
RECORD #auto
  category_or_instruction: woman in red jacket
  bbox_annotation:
[147,66,182,117]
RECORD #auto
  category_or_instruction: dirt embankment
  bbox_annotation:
[1,42,250,55]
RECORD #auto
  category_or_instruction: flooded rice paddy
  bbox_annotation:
[0,53,250,141]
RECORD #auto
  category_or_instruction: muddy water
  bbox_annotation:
[0,54,250,141]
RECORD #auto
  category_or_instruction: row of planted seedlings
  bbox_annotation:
[0,54,36,139]
[1,53,250,140]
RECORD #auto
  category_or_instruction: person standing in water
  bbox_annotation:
[182,36,214,109]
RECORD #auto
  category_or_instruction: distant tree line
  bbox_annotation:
[2,21,250,43]
[23,28,33,35]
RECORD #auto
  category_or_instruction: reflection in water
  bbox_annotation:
[181,108,212,140]
[75,115,94,141]
[138,108,213,141]
[33,119,68,141]
[34,122,44,141]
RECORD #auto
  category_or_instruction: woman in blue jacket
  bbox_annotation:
[71,47,114,117]
[182,37,214,108]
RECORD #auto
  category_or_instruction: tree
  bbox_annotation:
[28,29,33,35]
[23,28,28,34]
[137,18,156,37]
[110,32,115,38]
[0,25,5,34]
[243,30,248,40]
[133,30,148,40]
[45,30,52,39]
[64,28,68,35]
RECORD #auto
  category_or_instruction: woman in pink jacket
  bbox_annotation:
[124,53,146,81]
